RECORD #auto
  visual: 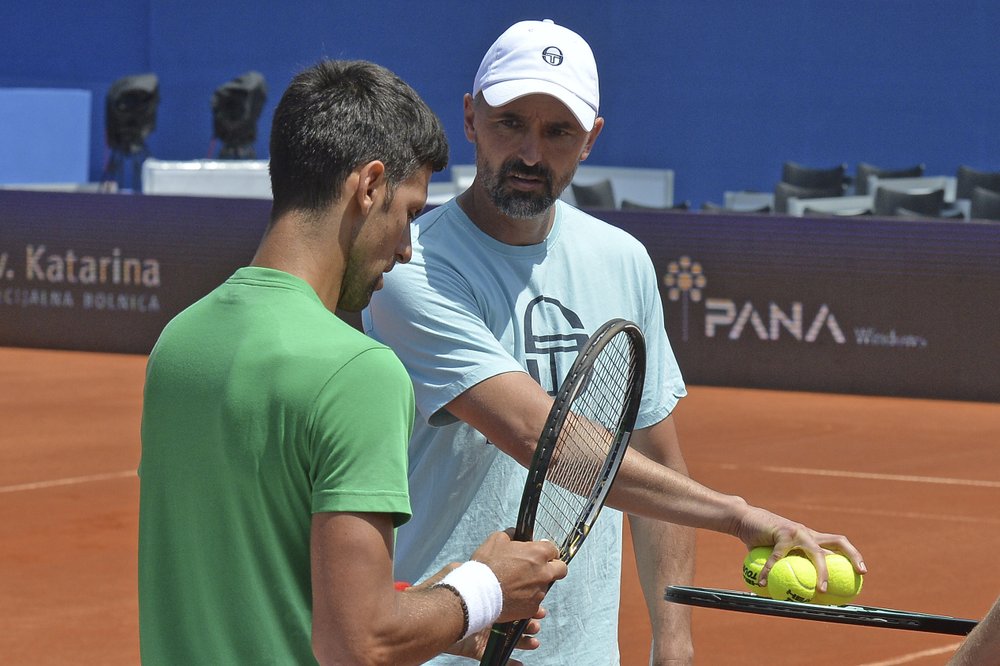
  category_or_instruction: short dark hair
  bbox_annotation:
[268,59,449,219]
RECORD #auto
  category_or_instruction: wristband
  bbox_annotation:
[433,560,503,639]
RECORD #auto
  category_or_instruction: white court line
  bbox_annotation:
[783,502,1000,525]
[854,642,961,666]
[0,470,135,494]
[716,463,1000,523]
[718,464,1000,489]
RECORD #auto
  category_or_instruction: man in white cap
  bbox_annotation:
[365,19,865,664]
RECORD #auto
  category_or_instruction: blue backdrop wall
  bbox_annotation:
[2,1,998,207]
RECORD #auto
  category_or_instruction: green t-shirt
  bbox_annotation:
[138,267,413,665]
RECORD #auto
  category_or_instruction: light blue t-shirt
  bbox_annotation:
[364,198,686,665]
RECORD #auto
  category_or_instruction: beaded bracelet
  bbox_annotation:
[433,582,470,641]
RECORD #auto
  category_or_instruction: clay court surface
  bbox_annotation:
[2,346,998,665]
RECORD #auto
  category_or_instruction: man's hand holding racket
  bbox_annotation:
[469,530,568,622]
[403,531,566,661]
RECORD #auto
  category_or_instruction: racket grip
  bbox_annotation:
[497,618,530,665]
[478,622,508,666]
[479,618,530,666]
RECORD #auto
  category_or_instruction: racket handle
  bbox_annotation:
[497,618,529,664]
[479,618,530,666]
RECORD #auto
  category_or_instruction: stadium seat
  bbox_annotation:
[873,186,945,217]
[774,181,844,214]
[956,165,1000,200]
[621,199,690,211]
[571,179,616,208]
[781,161,847,192]
[855,162,925,195]
[970,186,1000,221]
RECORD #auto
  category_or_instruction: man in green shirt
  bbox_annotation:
[138,59,566,665]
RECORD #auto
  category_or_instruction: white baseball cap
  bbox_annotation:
[473,19,600,131]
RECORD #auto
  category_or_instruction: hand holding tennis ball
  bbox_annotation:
[742,547,863,605]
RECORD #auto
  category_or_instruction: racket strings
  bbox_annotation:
[533,331,639,556]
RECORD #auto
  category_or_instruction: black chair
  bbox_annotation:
[970,186,1000,221]
[781,161,847,192]
[802,206,871,217]
[773,181,843,214]
[700,201,772,214]
[893,207,963,220]
[621,199,690,211]
[571,179,615,208]
[956,165,1000,201]
[872,186,945,217]
[855,162,925,195]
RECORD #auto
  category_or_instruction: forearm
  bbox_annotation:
[610,451,748,533]
[314,584,468,666]
[947,595,1000,665]
[312,514,472,666]
[606,417,749,538]
[630,515,695,665]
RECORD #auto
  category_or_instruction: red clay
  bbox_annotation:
[2,347,998,665]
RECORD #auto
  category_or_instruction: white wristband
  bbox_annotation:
[436,560,503,639]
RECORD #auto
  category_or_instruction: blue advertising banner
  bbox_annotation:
[1,191,997,401]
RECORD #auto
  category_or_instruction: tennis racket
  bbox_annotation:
[479,318,646,666]
[665,585,978,636]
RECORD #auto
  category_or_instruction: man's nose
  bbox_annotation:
[395,224,413,264]
[516,131,542,166]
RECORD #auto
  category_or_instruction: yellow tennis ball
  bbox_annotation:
[766,554,817,603]
[742,546,773,597]
[812,552,863,606]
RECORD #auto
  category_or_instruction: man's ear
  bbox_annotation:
[463,93,476,143]
[579,117,605,163]
[354,160,387,215]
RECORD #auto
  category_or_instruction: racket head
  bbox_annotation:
[664,585,977,636]
[481,319,646,666]
[514,318,645,561]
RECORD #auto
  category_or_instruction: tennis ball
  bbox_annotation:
[741,546,773,597]
[766,554,817,603]
[812,552,863,606]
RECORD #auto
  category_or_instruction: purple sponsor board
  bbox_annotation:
[1,191,997,401]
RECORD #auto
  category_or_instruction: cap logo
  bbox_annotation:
[541,46,564,66]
